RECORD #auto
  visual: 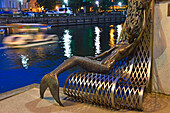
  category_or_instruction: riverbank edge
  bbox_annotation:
[0,83,40,101]
[1,83,170,101]
[1,83,170,113]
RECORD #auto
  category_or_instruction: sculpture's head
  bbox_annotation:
[127,0,150,9]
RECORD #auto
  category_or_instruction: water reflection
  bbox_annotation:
[0,23,124,93]
[20,55,29,69]
[109,27,115,47]
[94,26,101,55]
[117,24,123,42]
[62,29,72,58]
[88,28,94,55]
[109,24,123,47]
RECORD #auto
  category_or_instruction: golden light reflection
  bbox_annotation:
[34,47,45,58]
[109,28,115,48]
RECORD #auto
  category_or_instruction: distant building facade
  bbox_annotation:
[0,0,29,12]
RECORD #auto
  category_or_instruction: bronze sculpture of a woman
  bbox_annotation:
[40,0,149,106]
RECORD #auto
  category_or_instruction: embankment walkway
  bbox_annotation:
[0,84,170,113]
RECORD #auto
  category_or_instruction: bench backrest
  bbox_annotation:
[109,0,153,87]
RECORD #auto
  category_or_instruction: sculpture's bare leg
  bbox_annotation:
[40,56,109,106]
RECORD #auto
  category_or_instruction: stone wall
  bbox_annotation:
[152,1,170,94]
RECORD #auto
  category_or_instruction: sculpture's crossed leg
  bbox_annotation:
[40,56,110,106]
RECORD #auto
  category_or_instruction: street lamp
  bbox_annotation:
[95,1,99,7]
[118,2,122,7]
[95,1,99,13]
[41,6,44,12]
[56,6,59,11]
[64,0,68,6]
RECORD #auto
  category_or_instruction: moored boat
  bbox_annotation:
[6,23,52,33]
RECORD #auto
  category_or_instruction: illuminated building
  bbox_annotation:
[0,0,29,12]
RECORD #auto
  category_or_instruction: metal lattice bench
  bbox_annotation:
[63,0,154,110]
[64,72,145,110]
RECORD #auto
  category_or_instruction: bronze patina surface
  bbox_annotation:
[40,0,153,110]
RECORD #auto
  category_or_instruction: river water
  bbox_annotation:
[0,23,123,93]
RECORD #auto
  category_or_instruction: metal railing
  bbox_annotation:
[0,12,126,25]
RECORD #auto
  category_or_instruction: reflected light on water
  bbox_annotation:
[117,24,122,41]
[20,55,29,69]
[0,23,124,93]
[94,26,101,55]
[109,28,115,48]
[63,29,72,58]
[34,47,45,58]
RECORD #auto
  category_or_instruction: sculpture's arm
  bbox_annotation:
[107,10,147,70]
[119,10,146,56]
[124,9,146,53]
[132,10,146,46]
[88,9,146,61]
[92,44,122,60]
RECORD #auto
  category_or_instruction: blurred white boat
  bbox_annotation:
[3,33,58,48]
